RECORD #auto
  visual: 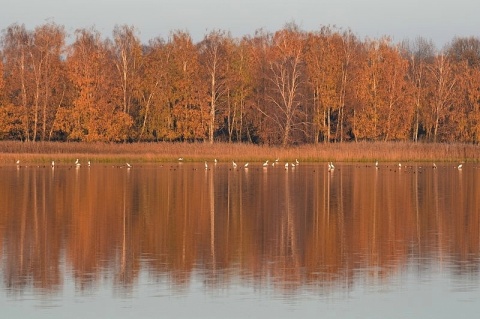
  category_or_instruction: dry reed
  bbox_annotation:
[0,141,478,164]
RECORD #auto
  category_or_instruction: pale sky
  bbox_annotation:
[1,0,479,48]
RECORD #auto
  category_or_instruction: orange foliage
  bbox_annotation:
[1,23,480,144]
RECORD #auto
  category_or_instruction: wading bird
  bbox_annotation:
[126,163,132,168]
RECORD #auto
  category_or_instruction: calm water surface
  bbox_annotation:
[1,162,479,318]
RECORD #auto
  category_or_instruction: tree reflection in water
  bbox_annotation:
[0,162,479,296]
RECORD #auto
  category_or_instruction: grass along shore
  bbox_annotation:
[0,141,478,165]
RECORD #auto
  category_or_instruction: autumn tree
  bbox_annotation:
[167,31,208,141]
[351,39,381,140]
[197,30,232,143]
[304,27,356,143]
[377,43,413,140]
[304,29,334,143]
[1,24,31,140]
[244,30,271,143]
[447,36,480,68]
[401,37,436,142]
[352,38,413,141]
[1,23,68,141]
[446,37,480,143]
[260,25,306,146]
[111,25,143,122]
[464,65,480,143]
[222,37,255,142]
[0,46,24,139]
[336,29,357,142]
[58,28,132,141]
[424,53,458,142]
[31,22,67,141]
[137,37,171,141]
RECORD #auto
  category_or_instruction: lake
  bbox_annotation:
[0,161,479,318]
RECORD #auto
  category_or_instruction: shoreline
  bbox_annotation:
[0,141,478,164]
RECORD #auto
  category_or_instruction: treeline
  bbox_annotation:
[1,22,480,145]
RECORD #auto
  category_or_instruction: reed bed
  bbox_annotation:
[0,141,478,164]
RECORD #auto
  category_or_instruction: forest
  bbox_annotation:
[1,22,480,145]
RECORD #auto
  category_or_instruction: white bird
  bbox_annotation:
[126,162,132,168]
[75,159,80,166]
[328,162,335,171]
[205,161,208,169]
[214,159,218,164]
[375,161,379,169]
[178,157,184,161]
[263,160,269,167]
[458,163,463,170]
[275,158,279,163]
[433,163,437,169]
[398,163,402,168]
[88,160,91,167]
[296,159,299,165]
[51,160,55,167]
[291,163,296,167]
[244,163,249,168]
[16,159,20,165]
[232,161,237,168]
[285,162,289,168]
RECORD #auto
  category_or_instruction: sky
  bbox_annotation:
[1,0,480,48]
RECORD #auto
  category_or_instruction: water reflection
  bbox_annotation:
[0,162,479,299]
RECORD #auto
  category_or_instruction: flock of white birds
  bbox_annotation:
[12,158,465,171]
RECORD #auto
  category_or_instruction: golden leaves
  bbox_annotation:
[1,24,480,143]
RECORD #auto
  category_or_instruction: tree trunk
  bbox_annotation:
[209,71,215,144]
[20,50,29,141]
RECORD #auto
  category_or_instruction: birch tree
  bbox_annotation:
[402,37,435,142]
[137,38,170,141]
[198,30,230,143]
[425,53,457,142]
[112,25,142,116]
[261,26,305,146]
[1,24,31,140]
[31,22,66,141]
